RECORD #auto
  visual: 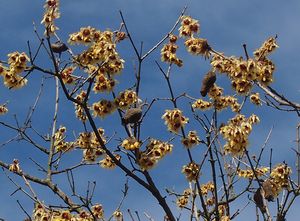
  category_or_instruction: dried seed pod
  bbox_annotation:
[200,71,216,97]
[122,107,142,125]
[51,41,68,53]
[254,187,266,213]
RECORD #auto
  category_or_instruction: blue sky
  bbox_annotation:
[0,0,300,220]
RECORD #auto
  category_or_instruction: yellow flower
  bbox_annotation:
[192,99,212,110]
[162,109,189,133]
[176,196,189,208]
[250,93,262,106]
[138,139,172,170]
[179,16,200,38]
[184,38,211,58]
[41,0,60,35]
[237,167,269,179]
[270,163,291,188]
[113,210,123,221]
[161,42,183,67]
[200,181,215,195]
[9,159,21,173]
[61,66,76,84]
[92,204,104,219]
[0,104,8,115]
[254,37,278,59]
[92,99,116,118]
[181,131,201,148]
[121,137,141,150]
[114,90,138,109]
[220,114,259,156]
[54,126,74,152]
[182,162,200,181]
[100,154,121,169]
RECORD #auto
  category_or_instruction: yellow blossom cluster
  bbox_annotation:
[113,210,123,221]
[138,139,173,170]
[33,203,103,221]
[114,90,138,109]
[84,65,117,93]
[61,66,76,84]
[199,182,221,211]
[181,131,201,148]
[69,27,124,75]
[261,164,291,202]
[211,37,278,94]
[184,38,211,59]
[179,16,200,38]
[162,109,189,133]
[237,167,269,179]
[76,128,106,162]
[207,84,223,99]
[192,84,240,112]
[254,37,279,59]
[54,126,74,152]
[91,204,105,219]
[9,159,21,173]
[41,0,60,35]
[176,189,192,208]
[270,163,291,189]
[160,34,183,67]
[115,31,127,43]
[208,84,241,112]
[121,136,141,150]
[69,26,102,45]
[74,91,87,122]
[92,99,116,118]
[200,181,215,195]
[178,16,211,58]
[100,154,121,169]
[215,96,241,112]
[0,104,8,115]
[192,99,213,110]
[0,52,29,89]
[182,162,200,181]
[176,196,188,209]
[220,114,260,155]
[250,92,262,106]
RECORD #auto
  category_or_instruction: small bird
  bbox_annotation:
[262,179,276,202]
[254,187,266,213]
[51,41,68,54]
[200,71,216,97]
[122,107,143,125]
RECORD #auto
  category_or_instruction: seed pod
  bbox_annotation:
[200,71,216,97]
[51,41,68,53]
[122,107,142,125]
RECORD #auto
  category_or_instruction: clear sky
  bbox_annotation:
[0,0,300,220]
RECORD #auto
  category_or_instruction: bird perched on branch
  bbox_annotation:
[122,101,147,125]
[254,187,267,214]
[51,41,68,54]
[200,71,216,97]
[262,179,276,202]
[122,107,143,125]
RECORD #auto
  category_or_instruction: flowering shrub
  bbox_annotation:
[0,1,300,221]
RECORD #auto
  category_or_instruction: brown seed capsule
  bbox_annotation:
[200,71,216,97]
[122,107,142,125]
[51,41,68,53]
